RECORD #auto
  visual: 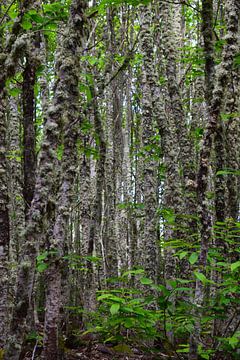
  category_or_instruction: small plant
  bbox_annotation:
[84,270,161,345]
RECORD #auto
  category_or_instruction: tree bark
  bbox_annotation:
[0,91,10,350]
[5,1,88,357]
[189,1,239,357]
[139,4,159,282]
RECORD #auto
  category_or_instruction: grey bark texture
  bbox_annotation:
[189,1,240,358]
[139,4,159,282]
[4,0,88,358]
[0,91,10,350]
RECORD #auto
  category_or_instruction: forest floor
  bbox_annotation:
[65,344,172,359]
[23,343,175,359]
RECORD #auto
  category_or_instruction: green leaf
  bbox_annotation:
[216,169,240,176]
[97,294,113,301]
[88,56,98,66]
[151,284,170,296]
[57,144,64,161]
[43,2,65,13]
[21,16,32,30]
[189,252,198,265]
[231,261,240,272]
[234,53,240,68]
[84,255,101,263]
[122,269,144,277]
[29,13,44,24]
[176,347,189,353]
[140,277,153,285]
[37,263,48,273]
[34,83,39,97]
[124,319,134,329]
[37,252,48,262]
[229,335,239,348]
[179,251,188,260]
[167,279,177,288]
[8,7,18,19]
[175,287,192,292]
[110,303,120,315]
[97,294,124,303]
[194,272,208,284]
[9,87,21,97]
[200,354,209,360]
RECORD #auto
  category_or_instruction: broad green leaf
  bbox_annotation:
[9,88,21,97]
[179,251,188,260]
[110,303,120,315]
[88,56,98,66]
[231,261,240,272]
[200,354,209,360]
[37,252,48,261]
[29,12,44,23]
[43,2,65,13]
[167,279,177,288]
[140,277,153,285]
[8,7,18,19]
[189,252,198,265]
[21,16,32,30]
[122,269,144,277]
[194,272,208,284]
[229,336,239,348]
[37,263,48,273]
[216,261,228,267]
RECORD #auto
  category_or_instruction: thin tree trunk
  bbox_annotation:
[41,1,88,357]
[22,60,37,218]
[160,0,197,225]
[42,124,80,359]
[0,91,10,350]
[139,4,159,282]
[225,70,240,220]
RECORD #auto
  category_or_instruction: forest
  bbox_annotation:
[0,0,239,359]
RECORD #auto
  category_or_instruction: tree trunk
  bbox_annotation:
[0,91,10,350]
[189,1,239,357]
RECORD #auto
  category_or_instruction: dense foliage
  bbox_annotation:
[0,0,239,359]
